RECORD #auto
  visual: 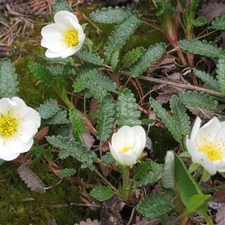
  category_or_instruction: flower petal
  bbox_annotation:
[54,11,79,29]
[189,117,201,141]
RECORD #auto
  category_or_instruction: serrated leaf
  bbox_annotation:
[90,6,136,24]
[101,154,115,164]
[69,108,85,142]
[90,186,114,202]
[73,69,117,101]
[130,43,166,78]
[37,98,60,119]
[28,62,54,87]
[169,95,190,142]
[110,49,120,71]
[0,58,18,98]
[43,109,69,124]
[136,192,173,219]
[59,168,76,177]
[17,166,47,193]
[216,54,225,94]
[117,88,141,127]
[133,162,152,180]
[210,13,225,30]
[191,16,207,27]
[122,46,145,68]
[76,47,105,66]
[161,150,175,190]
[132,171,162,188]
[178,39,224,58]
[193,68,219,91]
[57,63,72,92]
[46,135,97,171]
[149,97,174,139]
[180,91,218,111]
[53,0,72,14]
[96,95,116,142]
[104,13,142,59]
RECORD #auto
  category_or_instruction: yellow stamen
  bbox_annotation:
[120,146,132,153]
[199,138,224,161]
[63,29,79,47]
[0,114,18,137]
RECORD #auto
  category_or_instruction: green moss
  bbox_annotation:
[149,127,178,163]
[0,161,100,225]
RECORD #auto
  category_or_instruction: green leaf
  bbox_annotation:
[149,97,174,139]
[76,48,105,66]
[174,154,213,224]
[136,192,173,219]
[169,95,190,142]
[101,154,115,164]
[37,98,60,120]
[130,43,166,78]
[59,168,76,177]
[90,186,114,202]
[122,46,146,68]
[28,62,54,87]
[46,135,97,171]
[132,171,162,188]
[53,0,72,14]
[191,16,207,27]
[161,151,175,190]
[43,109,69,124]
[69,108,85,142]
[190,0,200,18]
[180,91,219,111]
[110,49,120,71]
[216,54,225,94]
[193,69,219,91]
[73,69,117,101]
[209,13,225,30]
[133,162,152,180]
[179,39,224,58]
[90,6,136,24]
[96,95,116,142]
[104,13,142,59]
[56,63,72,92]
[0,58,18,98]
[117,88,141,127]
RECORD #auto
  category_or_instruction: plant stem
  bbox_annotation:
[121,166,132,201]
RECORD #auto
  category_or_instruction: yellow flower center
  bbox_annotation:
[63,29,79,47]
[0,114,18,137]
[120,146,132,153]
[199,137,224,161]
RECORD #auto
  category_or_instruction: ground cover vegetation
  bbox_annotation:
[1,0,225,224]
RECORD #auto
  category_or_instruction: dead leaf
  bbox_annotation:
[198,2,225,24]
[17,165,47,193]
[48,218,58,225]
[214,188,225,203]
[215,205,225,225]
[74,218,100,225]
[186,106,215,120]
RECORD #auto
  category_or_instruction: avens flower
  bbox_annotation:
[109,126,146,166]
[186,117,225,175]
[41,10,85,58]
[0,97,41,161]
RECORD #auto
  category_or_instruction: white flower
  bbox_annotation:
[0,97,41,161]
[109,126,146,166]
[41,11,85,58]
[186,117,225,175]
